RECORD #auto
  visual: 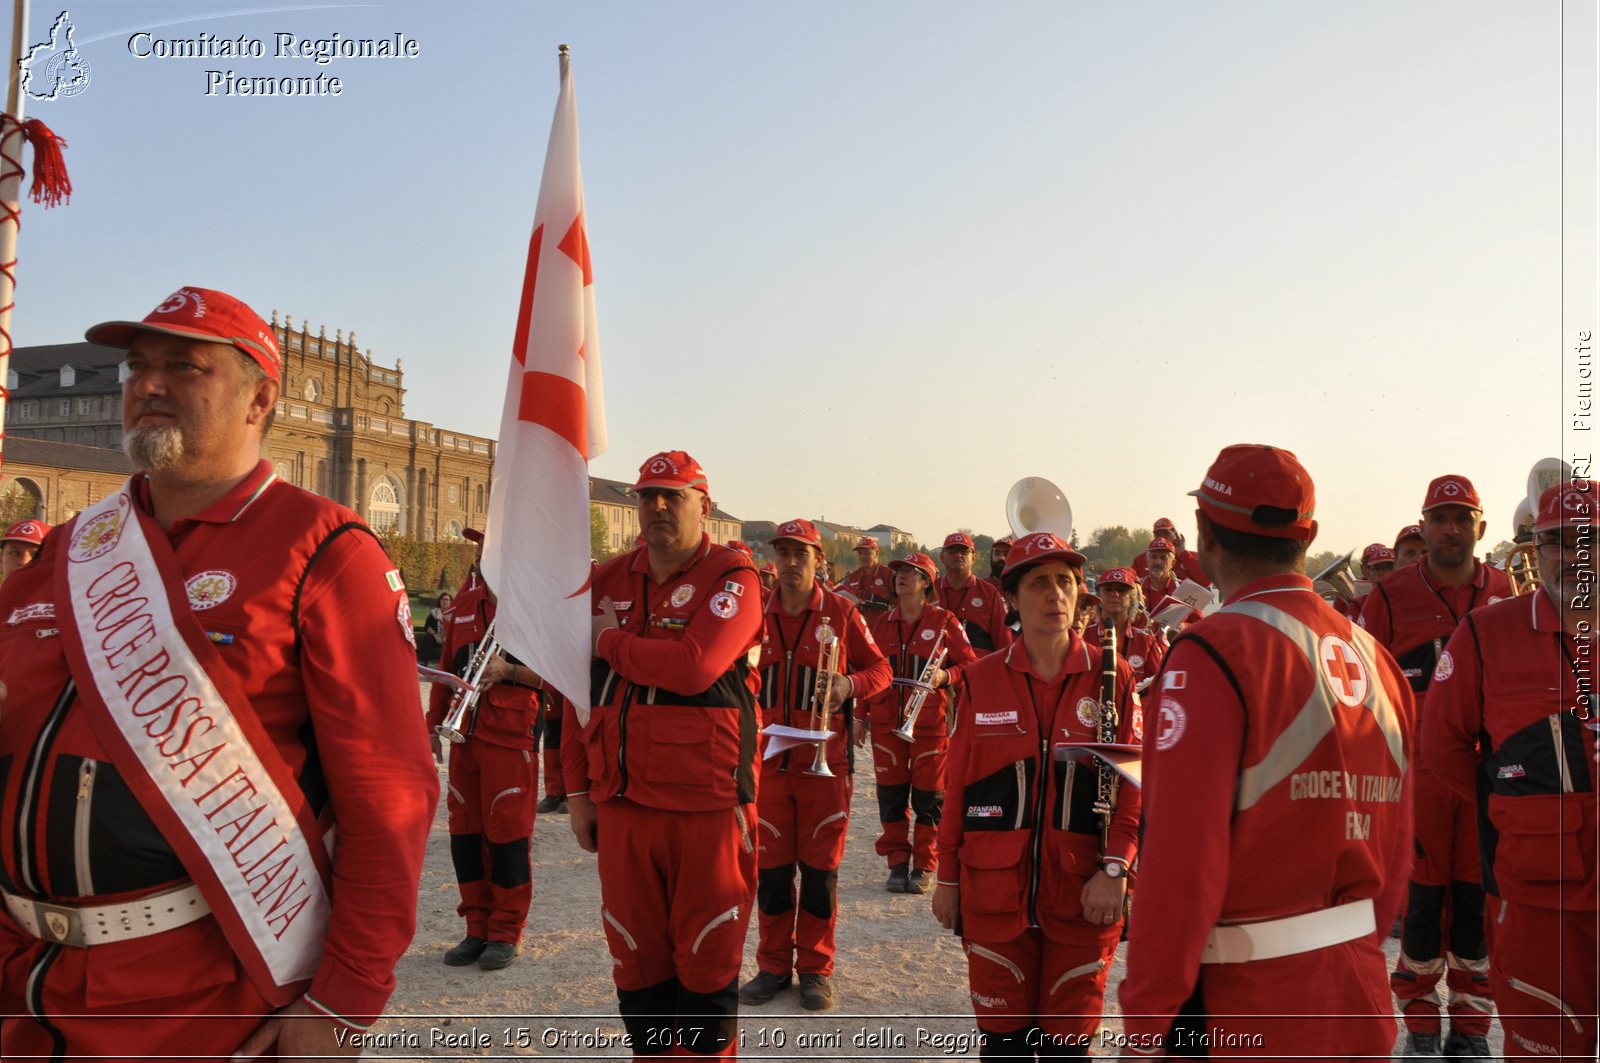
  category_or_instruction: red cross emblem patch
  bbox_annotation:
[1317,634,1369,708]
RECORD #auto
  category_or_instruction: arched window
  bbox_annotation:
[368,477,403,534]
[0,477,45,524]
[444,519,464,541]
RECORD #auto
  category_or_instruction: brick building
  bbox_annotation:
[5,311,495,538]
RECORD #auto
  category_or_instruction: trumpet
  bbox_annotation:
[437,618,500,744]
[891,629,947,742]
[803,635,843,777]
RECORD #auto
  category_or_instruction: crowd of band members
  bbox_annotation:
[6,284,1590,1063]
[416,449,1596,1062]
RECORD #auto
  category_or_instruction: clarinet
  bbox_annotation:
[1092,624,1121,852]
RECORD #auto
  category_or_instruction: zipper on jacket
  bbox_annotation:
[74,760,97,897]
[1026,737,1048,928]
[616,685,639,797]
[15,680,77,895]
[1549,716,1574,793]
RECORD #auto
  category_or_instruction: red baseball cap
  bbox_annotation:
[1421,474,1482,513]
[727,539,755,557]
[760,561,778,576]
[942,532,976,551]
[1361,543,1395,567]
[993,536,1013,549]
[1003,532,1086,575]
[854,536,878,551]
[890,552,938,582]
[1394,524,1423,548]
[86,287,282,381]
[633,450,709,493]
[1535,480,1596,533]
[1154,517,1176,532]
[770,520,822,549]
[1190,444,1316,542]
[1,519,50,546]
[1146,537,1175,554]
[1097,566,1136,588]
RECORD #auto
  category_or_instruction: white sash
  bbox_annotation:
[60,483,329,998]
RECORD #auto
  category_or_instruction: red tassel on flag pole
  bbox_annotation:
[20,118,70,208]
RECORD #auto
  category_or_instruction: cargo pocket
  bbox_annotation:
[1488,794,1583,885]
[958,831,1030,915]
[637,708,718,787]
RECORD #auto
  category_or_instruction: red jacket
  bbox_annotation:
[567,536,763,811]
[758,584,892,773]
[1359,559,1513,705]
[839,562,896,614]
[1120,574,1414,1042]
[936,639,1140,942]
[935,574,1015,654]
[0,462,437,1026]
[1423,591,1598,911]
[426,573,538,750]
[863,603,979,738]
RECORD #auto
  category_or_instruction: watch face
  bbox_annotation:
[1103,863,1123,878]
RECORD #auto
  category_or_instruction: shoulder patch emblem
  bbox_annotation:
[921,628,935,641]
[185,570,237,611]
[385,568,405,592]
[397,596,416,648]
[1129,654,1145,669]
[1076,697,1099,729]
[1433,651,1454,682]
[7,602,54,625]
[815,621,836,645]
[671,584,695,608]
[709,591,739,619]
[1156,697,1187,750]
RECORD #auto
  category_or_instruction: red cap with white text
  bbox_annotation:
[632,451,709,493]
[87,287,282,381]
[1189,444,1317,542]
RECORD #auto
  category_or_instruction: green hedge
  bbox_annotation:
[376,531,479,602]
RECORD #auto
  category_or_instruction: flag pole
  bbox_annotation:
[0,0,31,480]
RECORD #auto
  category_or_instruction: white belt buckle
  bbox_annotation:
[34,899,86,947]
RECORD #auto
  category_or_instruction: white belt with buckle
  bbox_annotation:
[1200,898,1375,964]
[2,883,210,948]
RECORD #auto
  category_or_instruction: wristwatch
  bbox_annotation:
[1101,861,1126,880]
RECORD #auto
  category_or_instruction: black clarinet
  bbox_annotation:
[1093,625,1120,852]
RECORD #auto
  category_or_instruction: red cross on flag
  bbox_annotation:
[481,46,608,723]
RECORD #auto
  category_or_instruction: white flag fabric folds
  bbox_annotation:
[482,47,607,724]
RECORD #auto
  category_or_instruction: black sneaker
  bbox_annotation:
[906,869,934,894]
[444,935,486,966]
[885,863,910,893]
[537,795,568,814]
[798,973,834,1012]
[478,940,518,971]
[738,970,791,1005]
[1442,1031,1491,1062]
[1404,1032,1443,1058]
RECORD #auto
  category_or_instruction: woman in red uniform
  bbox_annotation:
[859,552,977,894]
[934,533,1141,1059]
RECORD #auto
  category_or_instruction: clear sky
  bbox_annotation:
[4,1,1585,555]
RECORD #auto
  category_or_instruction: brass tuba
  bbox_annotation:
[1005,477,1073,541]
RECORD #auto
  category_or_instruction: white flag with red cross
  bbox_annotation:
[482,46,607,724]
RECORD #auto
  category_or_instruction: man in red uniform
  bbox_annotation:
[535,689,569,814]
[0,287,437,1059]
[1425,480,1599,1060]
[566,450,762,1058]
[937,532,1014,654]
[984,536,1013,590]
[1138,538,1182,612]
[1085,566,1166,689]
[426,534,542,972]
[1133,518,1210,587]
[1121,444,1414,1059]
[1361,475,1511,1058]
[0,519,50,581]
[1395,524,1426,569]
[935,532,1141,1059]
[1361,543,1396,583]
[739,519,891,1012]
[860,552,978,894]
[839,536,895,617]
